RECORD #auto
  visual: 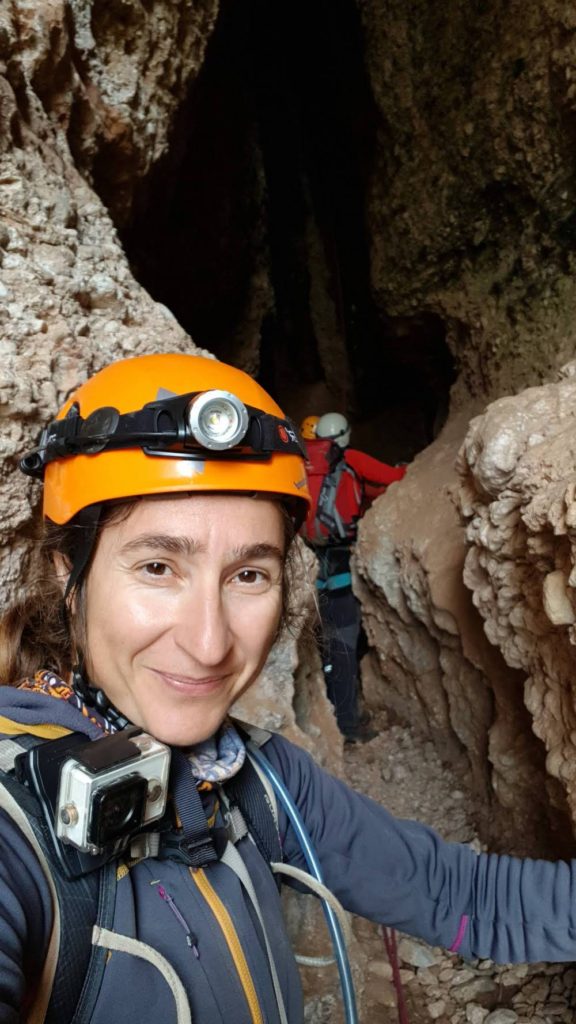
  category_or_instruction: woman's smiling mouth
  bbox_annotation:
[149,667,231,695]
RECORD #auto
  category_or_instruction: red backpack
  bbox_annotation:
[301,439,363,545]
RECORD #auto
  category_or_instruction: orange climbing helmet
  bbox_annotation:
[21,353,311,527]
[300,415,320,441]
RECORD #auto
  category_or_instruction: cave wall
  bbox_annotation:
[354,411,576,855]
[458,369,576,832]
[360,0,576,403]
[0,0,218,604]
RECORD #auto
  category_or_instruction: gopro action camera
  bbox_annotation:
[18,726,171,859]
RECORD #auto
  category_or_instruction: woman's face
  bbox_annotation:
[83,494,285,746]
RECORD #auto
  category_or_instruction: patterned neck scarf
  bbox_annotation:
[186,728,246,784]
[18,669,247,785]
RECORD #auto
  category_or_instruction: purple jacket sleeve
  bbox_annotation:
[0,810,52,1023]
[263,735,576,963]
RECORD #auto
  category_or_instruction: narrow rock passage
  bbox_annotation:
[342,712,576,1024]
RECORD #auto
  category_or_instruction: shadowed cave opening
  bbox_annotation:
[120,0,457,462]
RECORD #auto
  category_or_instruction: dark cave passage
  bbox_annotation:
[120,0,457,463]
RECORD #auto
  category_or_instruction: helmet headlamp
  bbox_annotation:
[186,390,249,450]
[18,353,311,529]
[21,387,305,479]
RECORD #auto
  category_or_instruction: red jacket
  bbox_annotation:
[302,440,406,545]
[344,449,406,509]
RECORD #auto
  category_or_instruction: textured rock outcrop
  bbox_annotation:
[354,401,575,852]
[458,366,576,830]
[0,1,220,605]
[7,0,219,225]
[346,0,576,854]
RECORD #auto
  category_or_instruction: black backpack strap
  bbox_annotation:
[159,749,224,867]
[224,752,282,868]
[0,747,116,1024]
[66,859,116,1024]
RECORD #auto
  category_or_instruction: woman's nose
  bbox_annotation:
[173,584,232,667]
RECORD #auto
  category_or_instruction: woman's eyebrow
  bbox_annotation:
[229,543,284,562]
[119,536,284,561]
[119,534,202,556]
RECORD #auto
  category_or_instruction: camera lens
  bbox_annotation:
[88,775,148,848]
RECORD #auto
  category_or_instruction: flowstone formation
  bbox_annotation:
[458,366,576,831]
[354,375,576,855]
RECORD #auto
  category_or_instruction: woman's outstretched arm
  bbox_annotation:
[265,735,576,963]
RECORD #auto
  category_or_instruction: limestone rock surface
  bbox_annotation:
[0,0,220,606]
[458,364,576,828]
[355,404,574,852]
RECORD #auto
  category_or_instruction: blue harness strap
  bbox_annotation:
[316,572,353,592]
[68,860,117,1024]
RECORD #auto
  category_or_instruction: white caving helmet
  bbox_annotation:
[316,412,351,449]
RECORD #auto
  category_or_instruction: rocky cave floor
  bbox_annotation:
[337,711,576,1024]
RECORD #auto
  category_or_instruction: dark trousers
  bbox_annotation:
[319,588,361,734]
[315,546,361,735]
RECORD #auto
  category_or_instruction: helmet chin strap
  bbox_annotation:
[65,504,132,731]
[72,662,131,731]
[64,503,103,601]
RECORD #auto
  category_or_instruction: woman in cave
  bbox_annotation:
[0,351,575,1024]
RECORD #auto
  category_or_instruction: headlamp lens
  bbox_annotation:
[186,390,249,450]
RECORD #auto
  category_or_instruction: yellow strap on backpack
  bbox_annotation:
[0,716,71,740]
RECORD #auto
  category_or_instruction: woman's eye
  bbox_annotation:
[142,561,171,577]
[235,568,266,586]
